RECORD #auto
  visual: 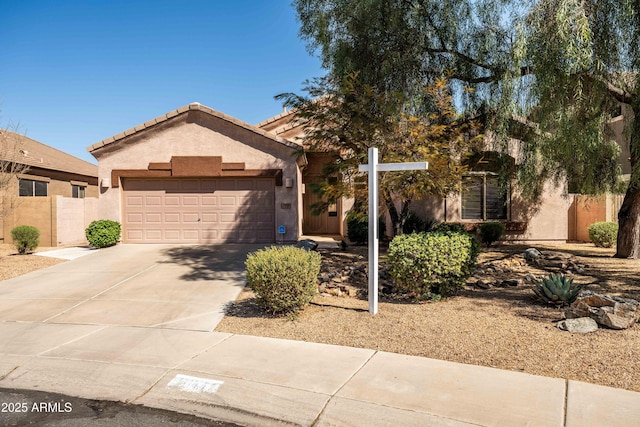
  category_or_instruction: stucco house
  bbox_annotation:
[87,102,629,245]
[87,103,305,244]
[258,104,631,244]
[1,130,99,247]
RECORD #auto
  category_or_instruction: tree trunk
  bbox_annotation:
[381,189,411,237]
[615,186,640,258]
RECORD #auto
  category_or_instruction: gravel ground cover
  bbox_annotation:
[216,242,640,392]
[0,244,66,281]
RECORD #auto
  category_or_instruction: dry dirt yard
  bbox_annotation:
[0,244,66,281]
[216,242,640,393]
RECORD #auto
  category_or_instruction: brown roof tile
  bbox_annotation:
[0,130,98,178]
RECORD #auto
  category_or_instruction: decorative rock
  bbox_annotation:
[566,291,640,330]
[556,317,598,333]
[318,272,330,283]
[524,273,537,283]
[475,279,491,289]
[295,239,318,251]
[466,277,478,286]
[501,279,521,287]
[523,248,542,261]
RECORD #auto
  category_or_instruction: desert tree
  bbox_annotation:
[278,73,482,235]
[292,0,640,257]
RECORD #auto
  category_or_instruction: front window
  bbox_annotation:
[461,174,507,220]
[72,184,86,198]
[19,179,48,197]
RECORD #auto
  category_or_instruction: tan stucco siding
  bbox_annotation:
[509,181,572,242]
[94,117,301,242]
[2,173,99,247]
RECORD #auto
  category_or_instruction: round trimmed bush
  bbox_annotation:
[478,222,505,247]
[85,220,121,248]
[588,221,618,248]
[388,231,479,298]
[11,225,40,254]
[246,246,322,314]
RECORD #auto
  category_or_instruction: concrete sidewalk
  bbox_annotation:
[1,323,639,426]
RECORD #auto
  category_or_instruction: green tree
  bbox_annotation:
[278,73,481,235]
[292,0,640,258]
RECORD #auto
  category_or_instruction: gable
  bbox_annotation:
[87,103,299,159]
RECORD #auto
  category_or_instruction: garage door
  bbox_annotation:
[122,178,275,243]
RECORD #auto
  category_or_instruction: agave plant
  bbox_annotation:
[532,274,583,306]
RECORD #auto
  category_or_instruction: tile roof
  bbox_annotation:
[0,130,98,178]
[86,103,300,154]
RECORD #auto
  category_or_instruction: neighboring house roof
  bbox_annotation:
[0,130,98,178]
[87,102,300,154]
[257,108,306,143]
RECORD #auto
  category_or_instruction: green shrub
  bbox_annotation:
[346,211,386,244]
[388,231,479,298]
[431,222,480,261]
[85,220,121,248]
[11,225,40,254]
[246,246,322,314]
[432,222,468,235]
[588,221,618,248]
[478,222,505,247]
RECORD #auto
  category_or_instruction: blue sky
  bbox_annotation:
[0,0,324,163]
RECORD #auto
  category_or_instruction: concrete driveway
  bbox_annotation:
[0,244,262,331]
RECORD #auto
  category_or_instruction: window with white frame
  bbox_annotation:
[19,179,48,197]
[461,173,508,220]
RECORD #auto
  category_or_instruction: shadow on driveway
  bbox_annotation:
[159,244,268,282]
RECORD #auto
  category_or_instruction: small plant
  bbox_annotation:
[85,220,121,248]
[388,231,479,298]
[346,211,386,244]
[478,222,505,247]
[246,246,322,314]
[11,225,40,254]
[402,211,426,234]
[588,221,618,248]
[532,274,583,306]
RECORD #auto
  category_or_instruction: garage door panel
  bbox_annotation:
[123,178,275,243]
[219,196,236,206]
[201,213,218,223]
[164,196,181,206]
[127,213,144,224]
[164,213,180,223]
[201,195,217,206]
[182,196,199,206]
[145,213,162,223]
[219,213,236,223]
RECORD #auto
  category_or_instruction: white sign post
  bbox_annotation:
[358,147,428,315]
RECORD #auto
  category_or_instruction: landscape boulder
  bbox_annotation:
[556,317,598,333]
[296,239,319,251]
[523,248,542,261]
[565,291,640,330]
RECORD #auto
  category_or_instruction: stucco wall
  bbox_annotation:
[508,181,572,242]
[409,180,572,242]
[2,173,99,247]
[92,112,301,242]
[55,196,99,246]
